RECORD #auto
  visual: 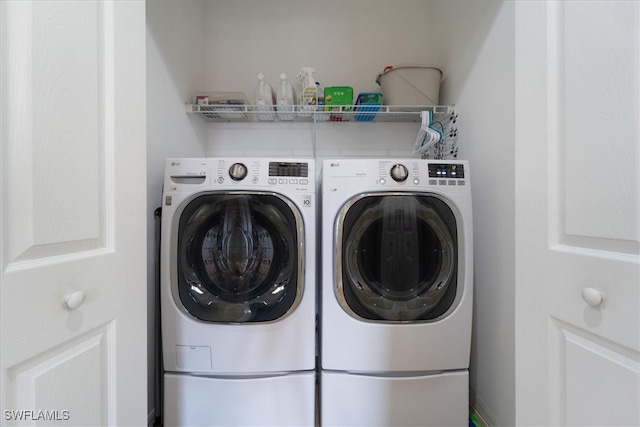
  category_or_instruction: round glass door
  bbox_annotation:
[176,193,303,323]
[338,194,458,322]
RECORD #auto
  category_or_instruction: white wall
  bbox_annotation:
[432,1,516,425]
[203,0,437,104]
[145,1,208,422]
[146,1,516,425]
[200,0,437,161]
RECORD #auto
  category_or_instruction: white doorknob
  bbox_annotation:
[63,290,86,310]
[581,287,604,307]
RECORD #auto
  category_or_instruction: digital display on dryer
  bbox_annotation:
[428,163,465,179]
[269,162,309,177]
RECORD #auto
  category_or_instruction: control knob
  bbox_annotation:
[390,164,409,182]
[229,163,248,181]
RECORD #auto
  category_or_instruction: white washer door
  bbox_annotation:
[337,194,459,321]
[176,192,303,323]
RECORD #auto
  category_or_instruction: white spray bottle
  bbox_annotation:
[296,67,317,116]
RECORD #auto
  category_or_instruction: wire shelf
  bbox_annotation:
[186,103,455,123]
[185,103,458,160]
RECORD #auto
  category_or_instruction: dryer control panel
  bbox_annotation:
[428,163,465,179]
[322,158,470,194]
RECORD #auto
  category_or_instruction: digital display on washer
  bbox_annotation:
[269,162,309,177]
[428,163,465,179]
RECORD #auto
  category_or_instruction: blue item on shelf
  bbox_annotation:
[354,92,382,121]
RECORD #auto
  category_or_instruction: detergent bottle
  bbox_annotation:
[276,73,296,121]
[255,73,275,121]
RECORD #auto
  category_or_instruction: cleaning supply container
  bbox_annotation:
[315,82,329,121]
[354,92,382,122]
[375,65,442,105]
[255,73,276,121]
[276,73,296,121]
[324,86,353,121]
[296,67,317,116]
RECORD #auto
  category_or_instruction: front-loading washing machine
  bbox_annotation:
[320,158,473,427]
[161,158,316,426]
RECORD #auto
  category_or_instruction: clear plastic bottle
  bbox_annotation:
[315,82,329,121]
[276,73,296,121]
[255,73,275,121]
[296,67,317,117]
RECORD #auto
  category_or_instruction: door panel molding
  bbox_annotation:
[550,317,640,426]
[516,1,640,425]
[1,0,115,271]
[7,321,116,425]
[549,1,639,255]
[1,1,147,424]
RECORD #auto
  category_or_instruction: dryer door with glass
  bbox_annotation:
[337,193,459,322]
[176,192,303,323]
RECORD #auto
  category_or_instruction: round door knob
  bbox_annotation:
[581,287,604,307]
[64,290,86,310]
[229,163,248,181]
[390,164,409,182]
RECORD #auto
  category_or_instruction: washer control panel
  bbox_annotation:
[214,158,313,189]
[266,161,310,186]
[164,158,314,193]
[226,162,309,181]
[268,161,309,178]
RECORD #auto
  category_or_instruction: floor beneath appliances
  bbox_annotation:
[153,410,484,426]
[469,412,483,427]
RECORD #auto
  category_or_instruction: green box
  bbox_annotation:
[324,86,353,112]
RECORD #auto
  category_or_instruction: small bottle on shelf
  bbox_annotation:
[276,73,296,121]
[255,73,275,121]
[315,82,329,122]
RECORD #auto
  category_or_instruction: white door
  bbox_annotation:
[0,1,147,426]
[515,1,640,426]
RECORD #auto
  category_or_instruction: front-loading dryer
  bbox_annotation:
[320,158,473,427]
[161,158,316,426]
